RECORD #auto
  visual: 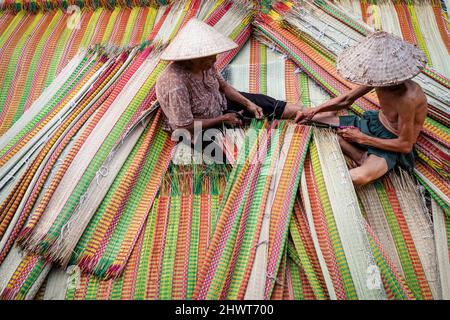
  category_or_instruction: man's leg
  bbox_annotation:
[338,136,367,166]
[349,154,389,186]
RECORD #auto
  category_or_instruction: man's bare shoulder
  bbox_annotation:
[390,80,427,116]
[403,81,428,127]
[406,80,427,106]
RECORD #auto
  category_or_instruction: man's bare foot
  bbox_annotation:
[349,154,389,186]
[355,151,368,166]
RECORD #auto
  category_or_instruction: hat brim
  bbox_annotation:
[160,44,238,61]
[336,31,427,87]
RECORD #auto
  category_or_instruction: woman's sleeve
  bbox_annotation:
[156,77,194,128]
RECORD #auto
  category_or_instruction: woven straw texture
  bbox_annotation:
[0,0,449,301]
[337,31,427,86]
[161,18,238,60]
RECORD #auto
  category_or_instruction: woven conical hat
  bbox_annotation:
[337,31,427,87]
[161,18,238,61]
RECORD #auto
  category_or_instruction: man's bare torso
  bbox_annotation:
[376,80,427,141]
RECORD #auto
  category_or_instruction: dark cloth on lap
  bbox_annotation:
[225,91,286,119]
[339,110,416,172]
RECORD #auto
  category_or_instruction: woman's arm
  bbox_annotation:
[173,112,243,134]
[215,68,264,118]
[220,83,250,106]
[220,84,264,118]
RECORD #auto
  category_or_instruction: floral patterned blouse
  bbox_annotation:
[155,62,228,131]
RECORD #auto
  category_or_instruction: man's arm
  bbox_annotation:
[295,85,373,122]
[339,108,415,154]
[315,85,373,113]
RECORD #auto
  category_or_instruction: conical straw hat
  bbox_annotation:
[337,31,427,87]
[161,18,238,61]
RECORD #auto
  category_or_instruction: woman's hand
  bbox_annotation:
[221,111,243,127]
[246,102,264,119]
[294,108,317,123]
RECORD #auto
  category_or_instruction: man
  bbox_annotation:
[295,31,428,186]
[156,18,303,134]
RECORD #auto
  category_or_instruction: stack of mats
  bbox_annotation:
[63,165,230,300]
[356,171,443,299]
[0,0,255,299]
[0,0,449,300]
[0,0,173,11]
[332,0,450,77]
[261,0,450,124]
[292,130,414,300]
[0,0,264,134]
[252,0,450,216]
[223,35,445,299]
[0,2,165,134]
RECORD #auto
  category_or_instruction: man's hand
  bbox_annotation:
[294,108,317,123]
[221,111,243,127]
[246,102,264,119]
[337,127,366,144]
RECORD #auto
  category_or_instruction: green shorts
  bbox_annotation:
[339,110,416,172]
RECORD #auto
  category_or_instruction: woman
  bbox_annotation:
[156,18,302,133]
